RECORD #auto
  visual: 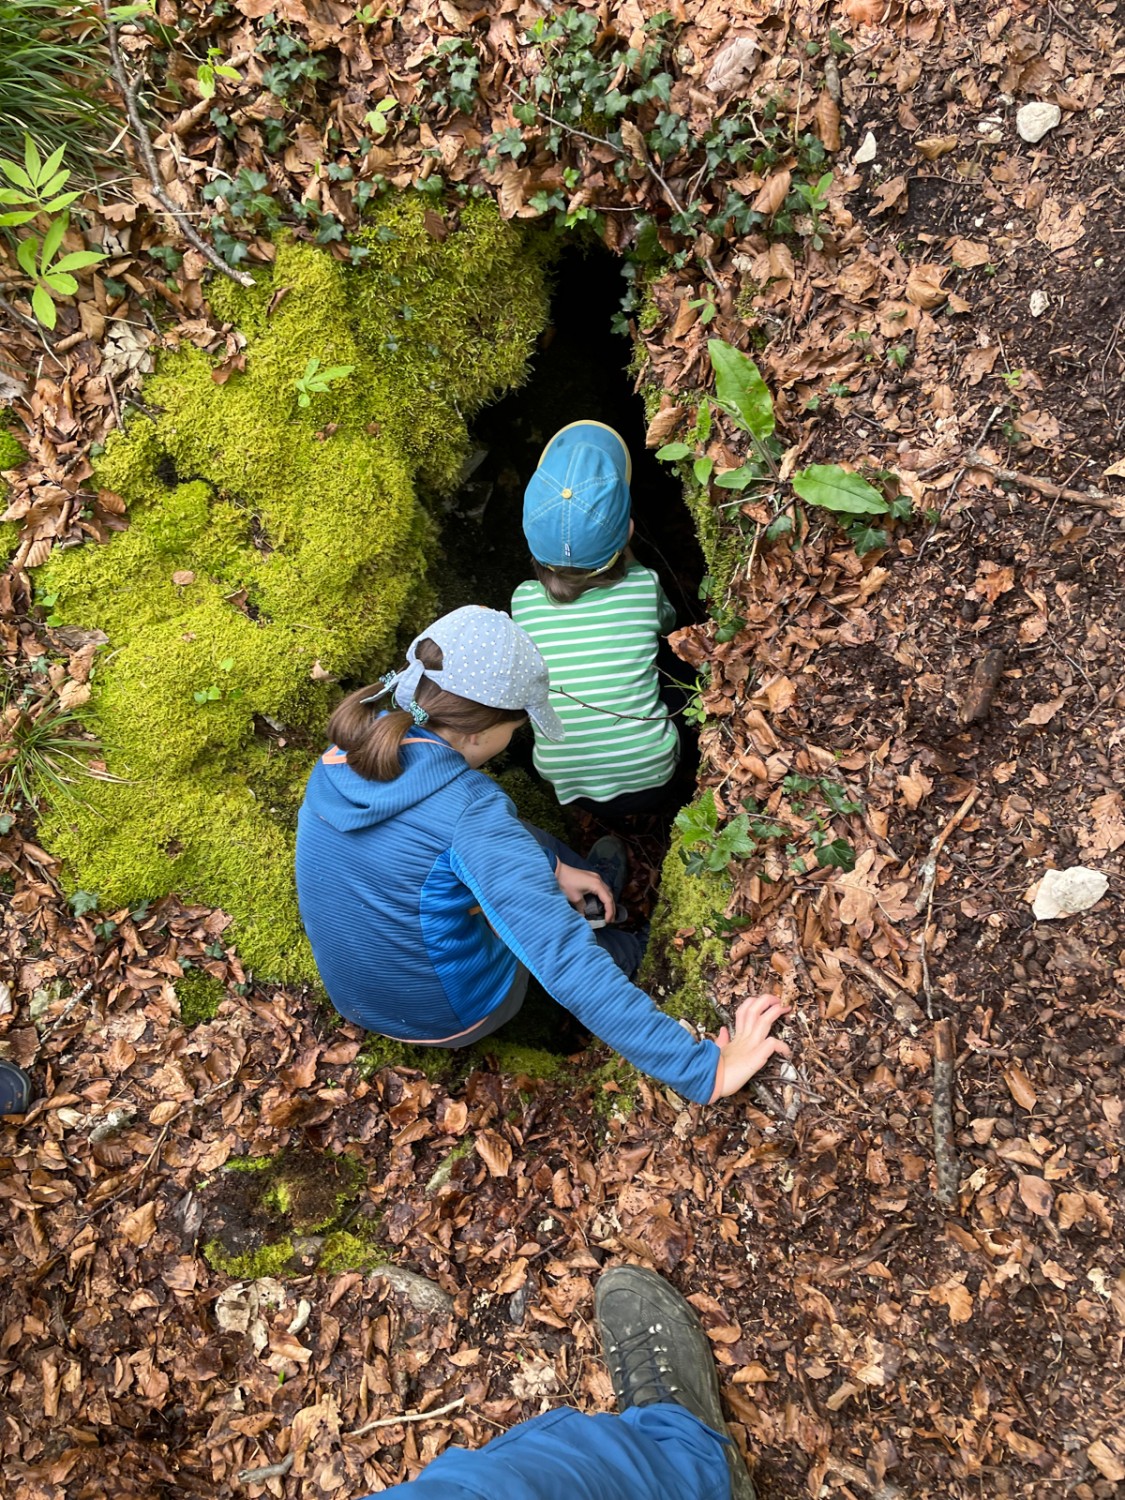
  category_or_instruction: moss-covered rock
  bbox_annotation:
[641,816,729,1025]
[175,969,225,1026]
[36,199,549,980]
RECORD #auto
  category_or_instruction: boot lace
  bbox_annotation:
[609,1321,680,1410]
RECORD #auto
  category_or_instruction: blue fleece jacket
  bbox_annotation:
[294,729,720,1103]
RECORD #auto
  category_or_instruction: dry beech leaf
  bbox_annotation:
[1018,1173,1054,1218]
[620,120,648,163]
[752,169,792,216]
[1055,1192,1088,1230]
[645,405,683,447]
[1004,1067,1038,1111]
[1022,695,1065,726]
[814,92,841,151]
[896,765,933,809]
[905,264,948,309]
[705,36,760,96]
[916,134,959,159]
[475,1128,512,1178]
[118,1200,158,1247]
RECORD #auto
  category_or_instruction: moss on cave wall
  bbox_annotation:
[36,198,550,980]
[641,810,730,1027]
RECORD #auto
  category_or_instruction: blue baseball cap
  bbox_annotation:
[523,421,632,571]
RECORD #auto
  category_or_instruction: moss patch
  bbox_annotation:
[642,815,729,1025]
[316,1225,386,1274]
[0,424,25,472]
[175,969,225,1026]
[37,199,549,981]
[204,1236,295,1279]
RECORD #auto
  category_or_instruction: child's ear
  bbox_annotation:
[628,518,635,542]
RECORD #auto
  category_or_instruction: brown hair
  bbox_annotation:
[329,638,526,782]
[532,550,629,604]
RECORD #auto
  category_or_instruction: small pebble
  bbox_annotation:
[1017,101,1062,144]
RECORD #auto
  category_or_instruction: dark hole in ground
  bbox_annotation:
[436,242,708,1057]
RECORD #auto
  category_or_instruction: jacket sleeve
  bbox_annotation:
[448,792,720,1103]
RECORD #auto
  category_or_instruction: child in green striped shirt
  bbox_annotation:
[511,421,681,816]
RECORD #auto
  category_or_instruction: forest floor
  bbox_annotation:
[3,0,1125,1497]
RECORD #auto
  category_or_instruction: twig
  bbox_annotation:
[931,1016,960,1208]
[37,980,94,1043]
[103,11,254,288]
[915,787,978,1020]
[966,453,1125,517]
[347,1396,466,1438]
[237,1455,294,1484]
[819,1221,914,1281]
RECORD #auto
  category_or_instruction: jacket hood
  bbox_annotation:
[303,728,471,832]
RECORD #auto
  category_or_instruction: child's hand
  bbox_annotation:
[709,993,792,1102]
[555,861,616,924]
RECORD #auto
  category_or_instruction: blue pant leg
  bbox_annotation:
[365,1405,731,1500]
[521,821,596,873]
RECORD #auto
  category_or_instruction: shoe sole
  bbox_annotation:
[595,1266,757,1500]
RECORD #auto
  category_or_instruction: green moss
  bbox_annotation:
[0,424,26,472]
[483,1041,567,1081]
[0,521,18,567]
[589,1054,639,1117]
[493,765,568,841]
[357,1033,456,1081]
[642,815,729,1025]
[316,1226,387,1274]
[204,1236,295,1279]
[175,969,225,1026]
[226,1154,274,1172]
[36,200,549,981]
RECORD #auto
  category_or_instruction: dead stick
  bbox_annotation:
[238,1454,294,1484]
[915,787,978,1019]
[966,454,1124,517]
[932,1017,960,1208]
[347,1396,466,1438]
[103,13,254,288]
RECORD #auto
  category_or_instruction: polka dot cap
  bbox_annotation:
[394,605,565,742]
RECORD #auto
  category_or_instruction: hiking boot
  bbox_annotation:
[586,835,628,901]
[0,1060,33,1116]
[595,1265,757,1500]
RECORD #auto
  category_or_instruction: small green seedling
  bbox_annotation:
[295,356,354,407]
[197,47,242,100]
[364,98,396,135]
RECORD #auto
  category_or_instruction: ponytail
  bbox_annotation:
[328,692,414,781]
[327,638,526,782]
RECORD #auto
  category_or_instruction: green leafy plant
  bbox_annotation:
[193,657,243,705]
[15,209,104,329]
[363,97,396,136]
[197,46,241,100]
[675,790,756,877]
[0,683,117,812]
[68,888,99,917]
[656,340,912,557]
[294,355,355,408]
[0,134,81,224]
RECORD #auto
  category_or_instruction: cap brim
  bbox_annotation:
[527,700,565,742]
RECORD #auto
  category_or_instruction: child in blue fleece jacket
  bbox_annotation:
[295,606,789,1103]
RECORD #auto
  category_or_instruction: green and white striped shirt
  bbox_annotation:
[511,561,679,804]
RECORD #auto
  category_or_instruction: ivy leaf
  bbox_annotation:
[791,464,889,514]
[708,338,775,442]
[816,837,857,871]
[656,441,691,460]
[764,512,793,541]
[850,524,888,555]
[69,889,99,917]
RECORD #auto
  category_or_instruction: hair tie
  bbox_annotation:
[408,700,429,725]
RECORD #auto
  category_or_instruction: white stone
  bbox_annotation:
[1029,290,1049,317]
[854,130,877,165]
[1017,101,1062,144]
[1032,866,1108,920]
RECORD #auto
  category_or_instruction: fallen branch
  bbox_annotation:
[237,1454,294,1485]
[931,1017,960,1208]
[347,1396,465,1439]
[959,648,1006,726]
[819,1221,915,1281]
[915,787,978,1019]
[103,11,254,288]
[967,453,1125,518]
